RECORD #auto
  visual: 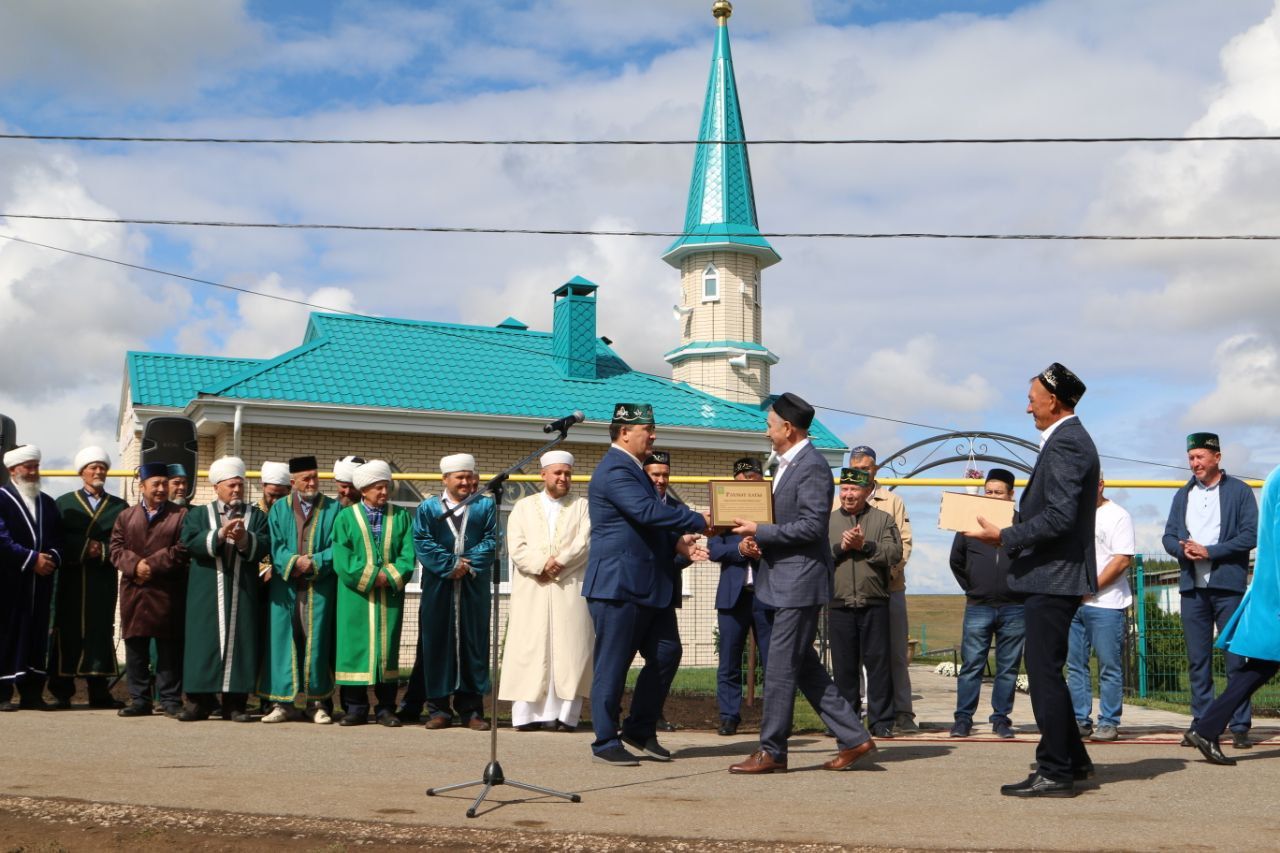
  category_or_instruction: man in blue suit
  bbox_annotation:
[968,363,1100,798]
[707,457,773,736]
[728,393,876,774]
[583,403,709,766]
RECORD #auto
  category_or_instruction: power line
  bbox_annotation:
[3,132,1280,146]
[6,212,1280,241]
[0,231,1225,477]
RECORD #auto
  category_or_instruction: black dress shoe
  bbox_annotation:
[1186,730,1237,766]
[49,698,72,710]
[89,696,125,710]
[339,712,367,726]
[1231,730,1252,749]
[870,724,896,739]
[718,718,739,736]
[118,703,153,717]
[1001,773,1076,798]
[21,699,59,711]
[177,706,211,722]
[230,711,254,723]
[657,718,677,733]
[161,705,183,719]
[515,722,542,731]
[552,720,576,733]
[1181,729,1194,747]
[1073,762,1096,781]
[376,710,402,728]
[0,701,19,712]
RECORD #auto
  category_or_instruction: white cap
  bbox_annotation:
[540,450,574,469]
[260,461,291,487]
[440,453,477,475]
[353,460,393,491]
[333,455,363,483]
[74,446,111,473]
[208,456,247,485]
[3,445,40,469]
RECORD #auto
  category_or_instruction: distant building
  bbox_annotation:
[115,2,844,665]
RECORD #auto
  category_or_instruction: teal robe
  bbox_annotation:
[412,495,497,698]
[180,502,270,694]
[333,502,414,686]
[258,493,341,702]
[51,490,127,677]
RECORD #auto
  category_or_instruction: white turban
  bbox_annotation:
[540,451,574,469]
[440,453,477,475]
[74,446,111,473]
[353,460,392,491]
[208,456,247,485]
[260,461,291,486]
[3,445,40,469]
[333,455,362,483]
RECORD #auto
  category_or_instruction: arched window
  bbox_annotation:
[701,263,719,301]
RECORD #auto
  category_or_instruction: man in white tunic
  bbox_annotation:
[498,451,592,731]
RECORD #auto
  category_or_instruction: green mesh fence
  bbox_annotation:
[1130,554,1280,712]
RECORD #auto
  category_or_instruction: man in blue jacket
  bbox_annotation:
[707,457,773,736]
[583,403,709,766]
[1162,432,1258,749]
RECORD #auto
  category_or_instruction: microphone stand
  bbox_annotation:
[426,428,582,817]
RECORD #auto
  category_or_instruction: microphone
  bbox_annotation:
[543,411,586,434]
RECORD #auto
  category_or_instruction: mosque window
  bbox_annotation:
[753,271,761,305]
[702,264,720,301]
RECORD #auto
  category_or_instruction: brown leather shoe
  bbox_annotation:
[467,717,491,731]
[823,739,877,771]
[729,750,787,774]
[424,716,452,730]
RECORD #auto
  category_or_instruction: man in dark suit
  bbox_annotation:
[707,457,773,736]
[967,363,1100,797]
[728,393,876,774]
[583,403,709,766]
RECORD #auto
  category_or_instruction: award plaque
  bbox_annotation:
[708,479,774,527]
[937,491,1016,533]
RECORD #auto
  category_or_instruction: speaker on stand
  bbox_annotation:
[0,415,16,488]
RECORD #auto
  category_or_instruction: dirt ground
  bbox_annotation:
[0,795,907,853]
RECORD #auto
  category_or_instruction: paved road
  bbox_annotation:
[2,666,1275,852]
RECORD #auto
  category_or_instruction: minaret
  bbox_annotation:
[662,0,780,406]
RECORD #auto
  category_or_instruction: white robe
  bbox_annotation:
[497,490,592,722]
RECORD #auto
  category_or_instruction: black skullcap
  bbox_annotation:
[771,392,815,431]
[644,450,671,467]
[288,455,319,473]
[139,462,170,481]
[733,457,763,476]
[1186,433,1221,453]
[1034,362,1086,408]
[985,468,1016,488]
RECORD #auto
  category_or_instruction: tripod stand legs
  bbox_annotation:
[427,760,581,818]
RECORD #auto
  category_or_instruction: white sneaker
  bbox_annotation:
[262,706,290,724]
[312,707,332,725]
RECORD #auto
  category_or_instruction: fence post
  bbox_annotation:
[1135,554,1147,699]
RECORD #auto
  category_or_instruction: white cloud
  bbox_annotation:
[1186,333,1280,426]
[852,336,996,415]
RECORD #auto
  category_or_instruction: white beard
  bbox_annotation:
[15,478,40,501]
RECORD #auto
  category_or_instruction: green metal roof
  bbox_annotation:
[126,313,842,450]
[663,17,780,269]
[127,351,264,408]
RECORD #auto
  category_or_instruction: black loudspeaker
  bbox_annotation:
[140,416,198,484]
[0,415,15,488]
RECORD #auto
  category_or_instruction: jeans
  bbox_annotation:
[1066,606,1126,727]
[954,603,1025,725]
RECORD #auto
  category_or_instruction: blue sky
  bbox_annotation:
[2,0,1279,591]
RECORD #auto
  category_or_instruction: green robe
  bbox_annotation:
[180,502,270,694]
[51,490,127,677]
[333,502,413,686]
[258,493,341,702]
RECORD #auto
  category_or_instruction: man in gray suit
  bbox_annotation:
[967,363,1100,798]
[728,392,876,774]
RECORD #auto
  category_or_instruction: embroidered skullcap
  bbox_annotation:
[540,451,574,468]
[4,445,40,468]
[1034,362,1086,408]
[733,457,762,476]
[259,461,291,487]
[644,451,671,467]
[208,456,246,485]
[74,446,110,473]
[353,460,393,490]
[839,467,873,487]
[440,453,477,475]
[1187,433,1221,453]
[611,403,655,426]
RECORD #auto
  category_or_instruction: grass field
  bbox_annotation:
[905,593,967,653]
